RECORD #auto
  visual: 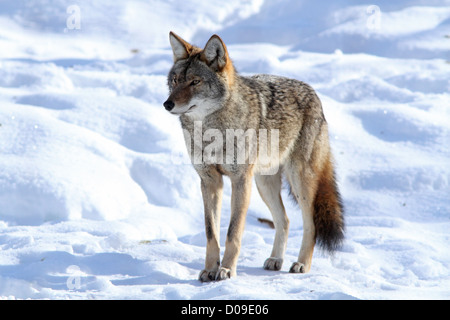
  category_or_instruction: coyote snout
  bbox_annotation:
[163,100,174,111]
[165,31,344,282]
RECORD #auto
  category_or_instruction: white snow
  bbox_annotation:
[0,0,449,300]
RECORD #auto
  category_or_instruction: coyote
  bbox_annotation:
[164,32,344,281]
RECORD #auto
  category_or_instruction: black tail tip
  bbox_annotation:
[316,223,345,254]
[314,192,345,254]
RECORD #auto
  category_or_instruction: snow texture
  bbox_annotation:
[0,0,449,300]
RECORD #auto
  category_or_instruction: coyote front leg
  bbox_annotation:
[216,171,253,280]
[198,168,223,282]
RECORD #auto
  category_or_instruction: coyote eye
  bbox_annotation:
[171,76,177,85]
[190,80,201,86]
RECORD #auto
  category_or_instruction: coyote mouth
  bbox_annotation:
[169,105,197,115]
[186,105,197,112]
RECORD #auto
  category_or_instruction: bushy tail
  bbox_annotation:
[313,157,345,253]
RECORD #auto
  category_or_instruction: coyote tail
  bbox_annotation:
[313,157,345,254]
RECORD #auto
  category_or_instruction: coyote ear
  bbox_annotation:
[169,31,192,62]
[202,35,228,71]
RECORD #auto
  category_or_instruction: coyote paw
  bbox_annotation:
[215,267,232,281]
[263,257,283,271]
[198,269,218,282]
[199,267,233,282]
[289,262,307,273]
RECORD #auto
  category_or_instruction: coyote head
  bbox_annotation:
[164,32,235,119]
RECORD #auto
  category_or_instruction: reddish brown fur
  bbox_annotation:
[199,35,235,87]
[313,152,344,253]
[171,83,194,106]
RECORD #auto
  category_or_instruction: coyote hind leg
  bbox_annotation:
[284,161,316,274]
[255,171,289,271]
[284,146,344,273]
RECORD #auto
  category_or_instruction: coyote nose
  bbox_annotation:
[163,100,175,111]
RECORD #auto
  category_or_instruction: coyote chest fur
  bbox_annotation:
[164,32,344,282]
